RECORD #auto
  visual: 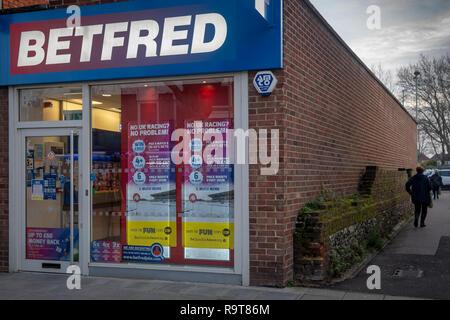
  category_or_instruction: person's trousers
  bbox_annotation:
[414,202,428,225]
[433,187,440,199]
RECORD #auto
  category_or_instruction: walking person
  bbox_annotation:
[406,166,432,228]
[429,169,444,200]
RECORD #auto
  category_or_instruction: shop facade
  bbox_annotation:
[0,0,417,287]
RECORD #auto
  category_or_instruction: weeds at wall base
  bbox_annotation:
[293,166,414,285]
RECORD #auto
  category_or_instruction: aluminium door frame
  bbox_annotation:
[18,127,83,274]
[9,83,91,276]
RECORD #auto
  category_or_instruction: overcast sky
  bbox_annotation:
[309,0,450,74]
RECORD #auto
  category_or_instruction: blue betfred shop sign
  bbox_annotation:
[0,0,283,86]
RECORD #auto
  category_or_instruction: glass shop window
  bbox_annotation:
[19,86,83,122]
[90,77,235,267]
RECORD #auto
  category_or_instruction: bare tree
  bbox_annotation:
[371,63,398,97]
[397,54,450,164]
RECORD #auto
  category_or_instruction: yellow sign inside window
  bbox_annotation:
[127,221,177,247]
[182,222,234,250]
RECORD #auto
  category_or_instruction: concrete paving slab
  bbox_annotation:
[383,295,425,300]
[253,292,303,300]
[178,286,233,298]
[342,292,384,300]
[304,288,346,299]
[217,288,269,300]
[150,282,199,294]
[300,294,339,300]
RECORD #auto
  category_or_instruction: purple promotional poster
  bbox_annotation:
[26,228,79,261]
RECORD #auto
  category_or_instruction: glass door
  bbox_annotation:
[20,128,81,273]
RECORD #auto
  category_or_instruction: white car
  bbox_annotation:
[439,169,450,189]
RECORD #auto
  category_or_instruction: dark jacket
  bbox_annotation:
[405,173,432,205]
[430,174,444,189]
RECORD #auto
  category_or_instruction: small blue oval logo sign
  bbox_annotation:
[253,71,278,96]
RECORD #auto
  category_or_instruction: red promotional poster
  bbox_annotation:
[125,121,176,250]
[182,119,235,255]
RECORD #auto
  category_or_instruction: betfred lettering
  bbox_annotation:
[14,12,227,70]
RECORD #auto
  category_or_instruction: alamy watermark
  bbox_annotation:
[66,265,81,290]
[366,265,381,290]
[133,122,281,176]
[66,5,81,28]
[367,5,381,30]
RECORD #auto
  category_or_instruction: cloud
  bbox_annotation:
[348,11,450,71]
[309,0,450,74]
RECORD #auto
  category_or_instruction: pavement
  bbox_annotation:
[330,191,450,300]
[0,272,422,300]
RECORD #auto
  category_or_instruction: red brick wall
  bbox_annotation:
[3,0,48,8]
[2,0,126,10]
[248,0,417,287]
